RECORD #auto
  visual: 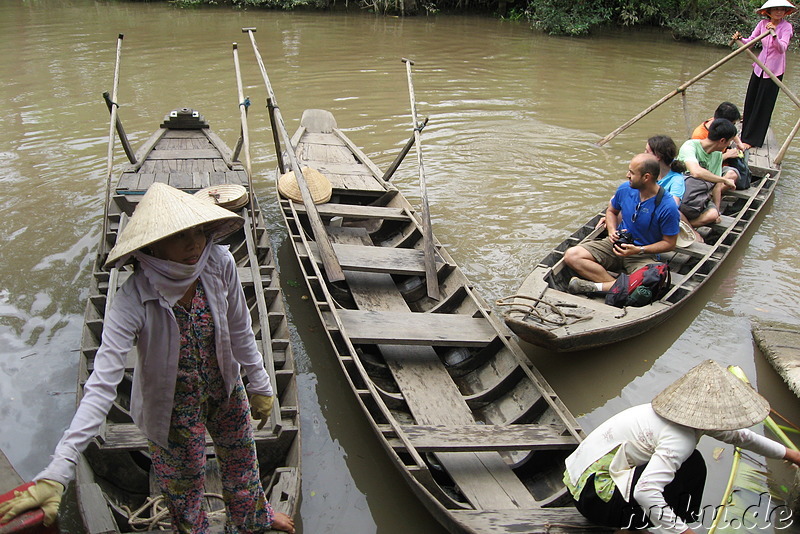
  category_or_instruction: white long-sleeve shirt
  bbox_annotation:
[565,404,785,534]
[37,245,273,487]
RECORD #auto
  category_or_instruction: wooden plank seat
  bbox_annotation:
[382,424,577,453]
[117,170,246,193]
[333,309,498,347]
[723,187,759,200]
[147,149,221,160]
[299,159,373,176]
[98,420,293,451]
[305,242,446,276]
[672,240,714,259]
[290,202,409,221]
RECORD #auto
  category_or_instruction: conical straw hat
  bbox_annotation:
[652,360,770,431]
[278,166,332,204]
[757,0,796,16]
[194,184,249,211]
[105,183,244,267]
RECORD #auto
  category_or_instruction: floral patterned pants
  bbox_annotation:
[148,282,274,533]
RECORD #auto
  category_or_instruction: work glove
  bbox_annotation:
[250,394,274,430]
[0,479,64,527]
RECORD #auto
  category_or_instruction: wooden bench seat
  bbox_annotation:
[333,309,498,347]
[674,239,714,259]
[305,242,445,276]
[291,202,409,221]
[381,424,577,453]
[97,419,294,451]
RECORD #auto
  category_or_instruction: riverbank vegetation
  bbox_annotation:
[173,0,797,47]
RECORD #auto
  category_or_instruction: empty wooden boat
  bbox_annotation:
[501,135,781,352]
[75,108,300,533]
[276,109,600,533]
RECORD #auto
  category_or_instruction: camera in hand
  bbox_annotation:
[615,229,634,246]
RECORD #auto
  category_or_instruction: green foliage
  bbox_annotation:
[520,0,787,44]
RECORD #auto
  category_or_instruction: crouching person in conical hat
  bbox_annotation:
[0,183,295,534]
[563,359,800,533]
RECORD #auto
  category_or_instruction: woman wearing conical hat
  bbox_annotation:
[564,360,800,533]
[732,0,796,149]
[0,183,295,534]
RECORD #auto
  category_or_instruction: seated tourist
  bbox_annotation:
[691,101,746,159]
[645,134,686,205]
[676,119,738,228]
[564,153,680,295]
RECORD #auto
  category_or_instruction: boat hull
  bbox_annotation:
[277,109,602,533]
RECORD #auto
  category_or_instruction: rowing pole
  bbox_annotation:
[597,29,772,147]
[403,58,440,301]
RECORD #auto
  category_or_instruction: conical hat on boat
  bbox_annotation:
[651,359,770,431]
[104,182,243,267]
[675,220,696,248]
[194,184,249,211]
[757,0,796,16]
[278,166,332,204]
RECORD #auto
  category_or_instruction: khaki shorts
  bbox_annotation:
[579,239,657,275]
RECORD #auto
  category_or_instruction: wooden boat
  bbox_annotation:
[75,108,300,533]
[501,134,781,352]
[277,109,600,533]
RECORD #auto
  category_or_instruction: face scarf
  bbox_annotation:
[130,242,213,306]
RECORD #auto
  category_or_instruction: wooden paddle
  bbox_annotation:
[382,116,429,181]
[242,28,345,283]
[403,58,440,301]
[597,29,772,147]
[101,34,124,259]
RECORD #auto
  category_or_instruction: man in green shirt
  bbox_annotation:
[676,118,738,227]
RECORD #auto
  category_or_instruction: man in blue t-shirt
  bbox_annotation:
[564,153,681,295]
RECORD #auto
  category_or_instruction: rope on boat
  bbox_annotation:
[122,493,225,531]
[496,295,593,326]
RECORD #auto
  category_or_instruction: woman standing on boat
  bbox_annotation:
[0,183,295,534]
[564,360,800,533]
[732,0,796,149]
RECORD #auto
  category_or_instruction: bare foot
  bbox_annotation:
[741,142,752,150]
[272,512,295,534]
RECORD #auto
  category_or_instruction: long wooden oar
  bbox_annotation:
[597,29,772,147]
[231,43,259,245]
[101,34,124,257]
[382,116,429,181]
[775,116,800,165]
[403,58,440,301]
[231,42,282,432]
[242,28,345,283]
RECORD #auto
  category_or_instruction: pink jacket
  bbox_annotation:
[741,18,793,77]
[38,245,273,486]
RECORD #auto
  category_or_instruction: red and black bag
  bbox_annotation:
[604,263,671,308]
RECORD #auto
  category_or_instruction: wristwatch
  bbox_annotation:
[638,246,645,255]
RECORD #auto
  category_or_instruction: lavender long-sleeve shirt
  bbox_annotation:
[37,245,273,487]
[741,18,793,77]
